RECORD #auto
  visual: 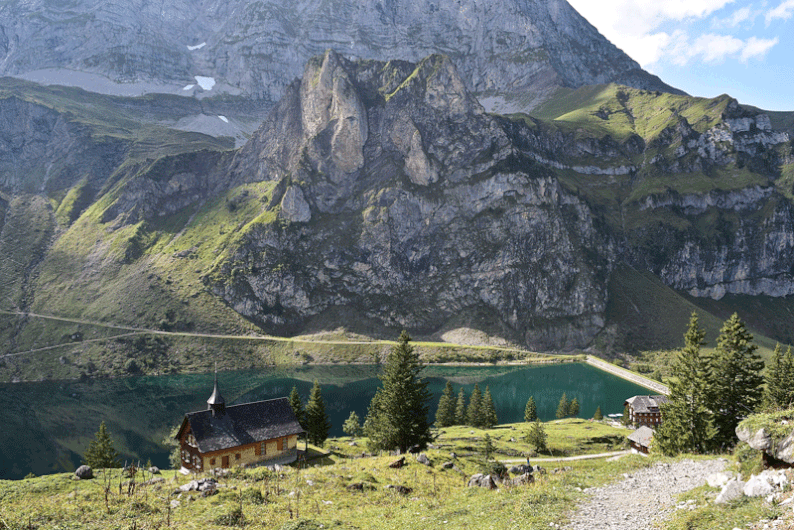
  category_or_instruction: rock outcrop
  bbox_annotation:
[736,414,794,464]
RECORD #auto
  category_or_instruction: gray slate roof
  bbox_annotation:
[183,397,304,454]
[628,426,655,447]
[625,395,668,413]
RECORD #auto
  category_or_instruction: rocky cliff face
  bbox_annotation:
[0,0,679,111]
[214,51,614,349]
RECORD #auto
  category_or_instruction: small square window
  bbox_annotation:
[210,458,216,466]
[235,453,241,460]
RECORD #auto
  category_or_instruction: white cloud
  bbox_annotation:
[567,0,736,66]
[712,6,753,27]
[740,36,779,60]
[765,0,794,24]
[665,31,778,65]
[568,0,780,68]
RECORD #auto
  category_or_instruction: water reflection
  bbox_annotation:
[0,363,646,479]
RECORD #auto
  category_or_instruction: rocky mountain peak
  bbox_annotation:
[0,0,681,112]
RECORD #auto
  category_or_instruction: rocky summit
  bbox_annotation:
[0,0,678,111]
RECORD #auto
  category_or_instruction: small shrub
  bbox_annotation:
[734,442,763,478]
[479,460,507,479]
[240,487,264,505]
[214,504,245,527]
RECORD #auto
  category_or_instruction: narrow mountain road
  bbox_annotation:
[563,458,726,530]
[0,309,545,359]
[500,450,631,464]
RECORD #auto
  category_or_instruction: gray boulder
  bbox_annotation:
[706,472,734,488]
[148,466,160,475]
[743,474,774,497]
[416,453,431,466]
[508,464,533,475]
[715,479,745,504]
[508,473,534,486]
[468,474,498,489]
[441,461,455,470]
[74,465,93,480]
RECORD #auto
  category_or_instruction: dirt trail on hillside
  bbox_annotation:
[564,458,726,530]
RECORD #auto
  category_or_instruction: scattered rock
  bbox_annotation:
[179,478,218,493]
[508,465,533,475]
[148,466,160,475]
[389,456,406,469]
[468,474,498,489]
[450,452,458,460]
[385,484,412,494]
[508,473,534,486]
[349,441,358,447]
[716,479,746,504]
[408,445,422,454]
[533,465,546,475]
[416,453,431,466]
[74,465,93,480]
[441,462,455,470]
[170,500,180,509]
[706,471,734,488]
[347,483,364,491]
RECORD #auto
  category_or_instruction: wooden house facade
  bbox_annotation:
[176,375,304,471]
[624,395,668,428]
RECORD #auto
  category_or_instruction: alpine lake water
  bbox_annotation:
[0,363,649,479]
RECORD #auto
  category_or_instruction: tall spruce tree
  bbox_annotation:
[363,331,433,453]
[707,313,764,449]
[305,379,331,447]
[556,393,569,419]
[655,312,715,455]
[764,344,794,410]
[288,386,305,428]
[525,418,547,451]
[435,381,457,427]
[83,421,121,469]
[569,397,580,417]
[524,396,537,422]
[593,406,603,421]
[482,387,498,428]
[455,387,468,425]
[467,384,484,427]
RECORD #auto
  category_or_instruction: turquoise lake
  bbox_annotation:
[0,363,648,479]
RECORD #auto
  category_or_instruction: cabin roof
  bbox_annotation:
[624,395,668,413]
[179,397,304,454]
[627,425,655,447]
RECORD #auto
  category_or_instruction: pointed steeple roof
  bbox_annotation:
[207,363,226,416]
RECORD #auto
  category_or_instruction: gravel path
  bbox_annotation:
[564,458,727,530]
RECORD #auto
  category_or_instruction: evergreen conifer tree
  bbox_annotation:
[467,384,484,427]
[556,393,569,419]
[305,379,331,447]
[524,396,537,422]
[83,421,121,469]
[342,411,363,438]
[363,331,433,453]
[525,418,547,452]
[569,397,580,417]
[455,387,468,425]
[707,313,764,449]
[435,381,457,427]
[288,386,305,428]
[593,406,603,420]
[655,312,715,455]
[482,387,498,428]
[764,344,794,409]
[483,433,495,461]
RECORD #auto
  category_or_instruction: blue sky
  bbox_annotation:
[567,0,794,111]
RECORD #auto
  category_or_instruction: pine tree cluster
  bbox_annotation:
[555,393,580,419]
[434,382,498,429]
[656,312,772,455]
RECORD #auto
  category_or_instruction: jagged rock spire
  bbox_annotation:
[207,362,225,417]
